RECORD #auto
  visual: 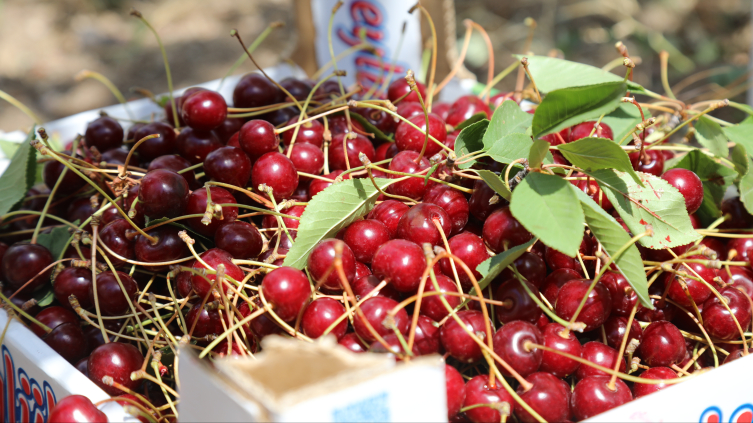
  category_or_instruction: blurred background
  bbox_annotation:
[0,0,751,131]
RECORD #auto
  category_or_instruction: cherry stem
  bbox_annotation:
[75,70,134,120]
[405,70,431,163]
[275,105,348,135]
[325,1,347,97]
[32,138,79,244]
[467,20,495,103]
[511,265,585,331]
[287,72,344,156]
[520,57,541,103]
[480,62,520,100]
[659,100,729,144]
[409,4,437,109]
[122,134,160,178]
[435,21,473,97]
[0,90,43,124]
[608,305,638,390]
[659,51,677,100]
[218,21,283,91]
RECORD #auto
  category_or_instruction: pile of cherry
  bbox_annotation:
[4,72,753,423]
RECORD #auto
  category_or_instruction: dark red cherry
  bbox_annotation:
[88,342,144,396]
[541,127,570,146]
[600,271,638,317]
[492,320,543,377]
[43,154,87,195]
[89,270,138,316]
[423,184,469,235]
[353,296,408,343]
[353,107,399,133]
[326,114,365,135]
[214,117,244,144]
[387,150,434,200]
[368,200,409,238]
[574,178,613,210]
[214,221,263,259]
[262,266,311,321]
[308,170,345,198]
[469,180,503,221]
[463,374,515,423]
[500,252,547,288]
[630,149,665,177]
[702,286,752,340]
[571,376,632,420]
[48,395,107,423]
[371,239,427,293]
[661,168,703,213]
[375,142,397,162]
[284,143,324,180]
[494,279,541,324]
[445,364,466,419]
[190,248,245,299]
[338,332,367,353]
[32,306,78,337]
[137,169,189,218]
[85,115,124,152]
[354,261,372,280]
[342,219,391,264]
[604,316,643,350]
[540,322,582,377]
[352,275,401,302]
[282,117,324,148]
[439,232,490,290]
[204,146,252,188]
[544,234,593,275]
[555,279,612,332]
[721,197,753,229]
[148,154,197,188]
[185,186,239,237]
[446,95,491,127]
[413,315,441,355]
[101,146,130,165]
[301,297,347,340]
[636,282,679,322]
[396,101,424,119]
[387,79,426,103]
[717,266,753,298]
[515,372,571,423]
[576,341,626,380]
[665,257,715,307]
[328,133,376,171]
[396,203,452,247]
[99,219,136,267]
[395,113,447,157]
[134,226,188,272]
[133,121,178,162]
[2,242,54,293]
[43,322,88,363]
[440,310,490,363]
[482,207,532,253]
[570,121,614,141]
[639,321,686,368]
[726,237,753,262]
[54,267,93,310]
[233,73,281,109]
[239,119,279,159]
[251,152,299,201]
[633,367,677,398]
[279,77,312,101]
[307,239,356,291]
[181,90,227,131]
[419,273,461,321]
[175,127,223,164]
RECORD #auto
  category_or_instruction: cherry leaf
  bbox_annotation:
[454,119,489,170]
[723,116,753,156]
[453,112,488,132]
[476,170,511,201]
[589,169,701,249]
[695,115,729,158]
[482,100,533,149]
[37,220,79,260]
[557,137,642,185]
[0,128,37,216]
[474,238,537,293]
[514,56,644,93]
[283,178,393,269]
[528,139,550,169]
[486,133,533,165]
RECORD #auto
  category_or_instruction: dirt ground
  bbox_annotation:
[0,0,750,132]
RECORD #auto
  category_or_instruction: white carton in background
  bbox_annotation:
[178,336,447,423]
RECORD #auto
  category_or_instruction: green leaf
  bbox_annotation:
[454,119,489,170]
[739,158,753,215]
[532,82,627,138]
[453,112,488,132]
[475,238,537,293]
[557,137,642,185]
[670,150,737,224]
[0,139,20,158]
[514,56,643,92]
[723,116,753,155]
[146,217,214,246]
[731,144,749,177]
[695,115,729,158]
[510,172,584,257]
[528,139,549,169]
[33,288,55,307]
[477,169,511,201]
[589,169,701,249]
[572,188,651,308]
[483,100,533,149]
[0,129,37,217]
[348,112,393,142]
[283,178,393,269]
[602,103,651,143]
[486,133,533,164]
[37,220,79,259]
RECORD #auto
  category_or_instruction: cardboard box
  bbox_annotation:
[178,336,447,422]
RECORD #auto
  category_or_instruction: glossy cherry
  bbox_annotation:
[630,149,665,177]
[500,252,547,288]
[600,271,638,317]
[661,168,703,213]
[418,273,461,321]
[85,115,124,152]
[574,178,613,210]
[214,221,263,259]
[233,73,281,109]
[282,117,324,148]
[133,121,178,162]
[387,150,434,200]
[445,95,491,127]
[515,372,571,423]
[54,267,93,310]
[604,316,643,350]
[387,79,426,104]
[569,121,614,141]
[482,207,532,253]
[720,197,753,229]
[88,342,144,396]
[301,297,347,340]
[32,306,79,337]
[702,286,752,340]
[396,203,452,247]
[261,266,311,321]
[492,320,543,377]
[351,275,401,302]
[2,242,54,292]
[134,226,188,271]
[469,180,503,221]
[726,237,753,262]
[353,296,408,343]
[89,271,138,316]
[342,219,391,264]
[214,117,244,143]
[185,186,239,237]
[412,315,441,355]
[43,153,87,195]
[147,154,197,188]
[371,239,426,293]
[394,113,447,157]
[494,279,541,324]
[181,90,227,131]
[285,143,324,179]
[48,395,107,423]
[544,234,593,275]
[396,101,424,119]
[717,266,753,298]
[367,200,410,237]
[576,341,627,380]
[633,367,677,398]
[571,375,632,420]
[190,248,245,299]
[445,364,466,419]
[338,332,367,353]
[239,119,279,159]
[137,169,189,218]
[440,310,490,363]
[251,152,299,201]
[99,219,136,267]
[439,232,490,290]
[463,374,515,423]
[540,322,582,377]
[328,133,376,171]
[204,146,252,188]
[44,322,88,363]
[423,184,469,235]
[307,239,356,291]
[665,257,715,307]
[176,127,223,164]
[555,279,612,331]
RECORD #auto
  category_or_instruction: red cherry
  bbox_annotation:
[576,341,626,380]
[1,243,53,293]
[371,239,427,293]
[419,273,461,321]
[540,322,582,377]
[387,150,434,200]
[515,372,571,423]
[186,186,239,237]
[31,306,78,337]
[574,178,613,210]
[326,114,366,135]
[569,121,614,141]
[44,322,88,363]
[500,252,547,288]
[600,271,639,317]
[440,310,490,363]
[54,267,93,310]
[134,226,188,271]
[445,364,466,419]
[342,219,391,264]
[353,296,408,343]
[239,119,279,159]
[702,286,752,340]
[423,184,470,235]
[85,115,124,153]
[445,95,491,127]
[492,320,543,377]
[285,143,324,179]
[185,302,223,337]
[469,180,503,220]
[721,197,753,229]
[261,266,311,321]
[214,221,263,259]
[89,271,138,316]
[396,101,425,119]
[353,261,372,280]
[439,232,490,290]
[555,279,612,331]
[133,122,178,162]
[88,342,144,396]
[251,152,299,201]
[328,133,376,171]
[308,170,347,198]
[716,266,753,298]
[396,203,452,247]
[630,149,665,176]
[369,333,420,360]
[282,117,324,148]
[571,375,632,420]
[387,79,426,103]
[726,237,753,262]
[463,374,515,423]
[433,102,451,120]
[204,146,252,188]
[49,395,107,423]
[482,207,532,253]
[148,154,197,188]
[176,127,223,164]
[233,73,281,109]
[541,269,581,304]
[665,256,715,307]
[307,239,356,291]
[633,366,677,398]
[368,200,410,238]
[541,127,570,146]
[603,316,643,350]
[661,168,704,213]
[338,332,367,353]
[352,275,401,302]
[190,248,245,299]
[395,113,447,157]
[413,315,441,355]
[301,297,347,340]
[137,169,189,219]
[261,205,305,233]
[494,279,542,324]
[544,234,593,274]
